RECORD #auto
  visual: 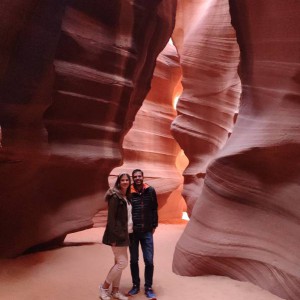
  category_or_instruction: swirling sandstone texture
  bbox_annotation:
[110,41,186,224]
[173,1,300,300]
[171,0,241,215]
[0,0,177,257]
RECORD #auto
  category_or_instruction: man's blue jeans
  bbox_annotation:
[129,231,154,289]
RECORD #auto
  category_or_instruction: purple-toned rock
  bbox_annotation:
[0,0,176,257]
[173,1,300,299]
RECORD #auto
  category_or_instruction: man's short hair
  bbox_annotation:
[132,169,143,177]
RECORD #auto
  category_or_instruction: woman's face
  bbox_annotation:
[120,175,130,191]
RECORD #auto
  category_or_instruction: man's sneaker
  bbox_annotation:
[112,291,128,300]
[99,285,111,300]
[127,285,140,296]
[145,288,156,300]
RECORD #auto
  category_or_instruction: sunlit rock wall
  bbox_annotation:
[0,0,177,257]
[171,0,241,215]
[108,41,187,224]
[173,1,300,299]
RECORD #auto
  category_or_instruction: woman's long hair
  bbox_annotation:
[114,173,131,199]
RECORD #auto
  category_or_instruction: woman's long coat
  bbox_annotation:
[102,188,130,246]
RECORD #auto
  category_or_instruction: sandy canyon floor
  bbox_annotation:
[0,224,284,300]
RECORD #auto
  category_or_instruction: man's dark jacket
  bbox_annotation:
[130,183,158,232]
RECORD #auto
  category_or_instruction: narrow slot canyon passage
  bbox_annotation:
[0,1,299,300]
[106,38,189,225]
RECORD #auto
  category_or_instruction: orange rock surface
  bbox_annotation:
[0,1,299,299]
[111,41,187,224]
[173,1,300,299]
[0,1,177,257]
[171,0,241,214]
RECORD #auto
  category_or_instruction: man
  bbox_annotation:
[127,169,158,299]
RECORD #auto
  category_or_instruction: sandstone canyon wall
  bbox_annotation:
[173,1,300,300]
[171,0,241,215]
[110,41,187,224]
[0,0,177,257]
[1,1,300,299]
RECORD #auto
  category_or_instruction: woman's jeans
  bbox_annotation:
[105,246,128,288]
[129,231,154,289]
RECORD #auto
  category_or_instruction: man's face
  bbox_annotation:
[132,171,143,186]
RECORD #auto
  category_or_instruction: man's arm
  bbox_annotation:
[151,187,158,231]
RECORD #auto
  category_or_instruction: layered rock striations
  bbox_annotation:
[173,1,300,299]
[1,2,299,299]
[0,0,70,257]
[110,41,187,224]
[0,0,177,257]
[171,0,241,215]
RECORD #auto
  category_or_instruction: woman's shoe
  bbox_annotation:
[112,291,128,300]
[99,285,111,300]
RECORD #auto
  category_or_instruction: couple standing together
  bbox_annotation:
[100,169,158,300]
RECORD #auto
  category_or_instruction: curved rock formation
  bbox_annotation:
[173,1,300,299]
[171,0,241,215]
[0,0,177,257]
[2,2,299,299]
[110,41,187,224]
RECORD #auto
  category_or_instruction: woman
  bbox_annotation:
[99,173,133,300]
